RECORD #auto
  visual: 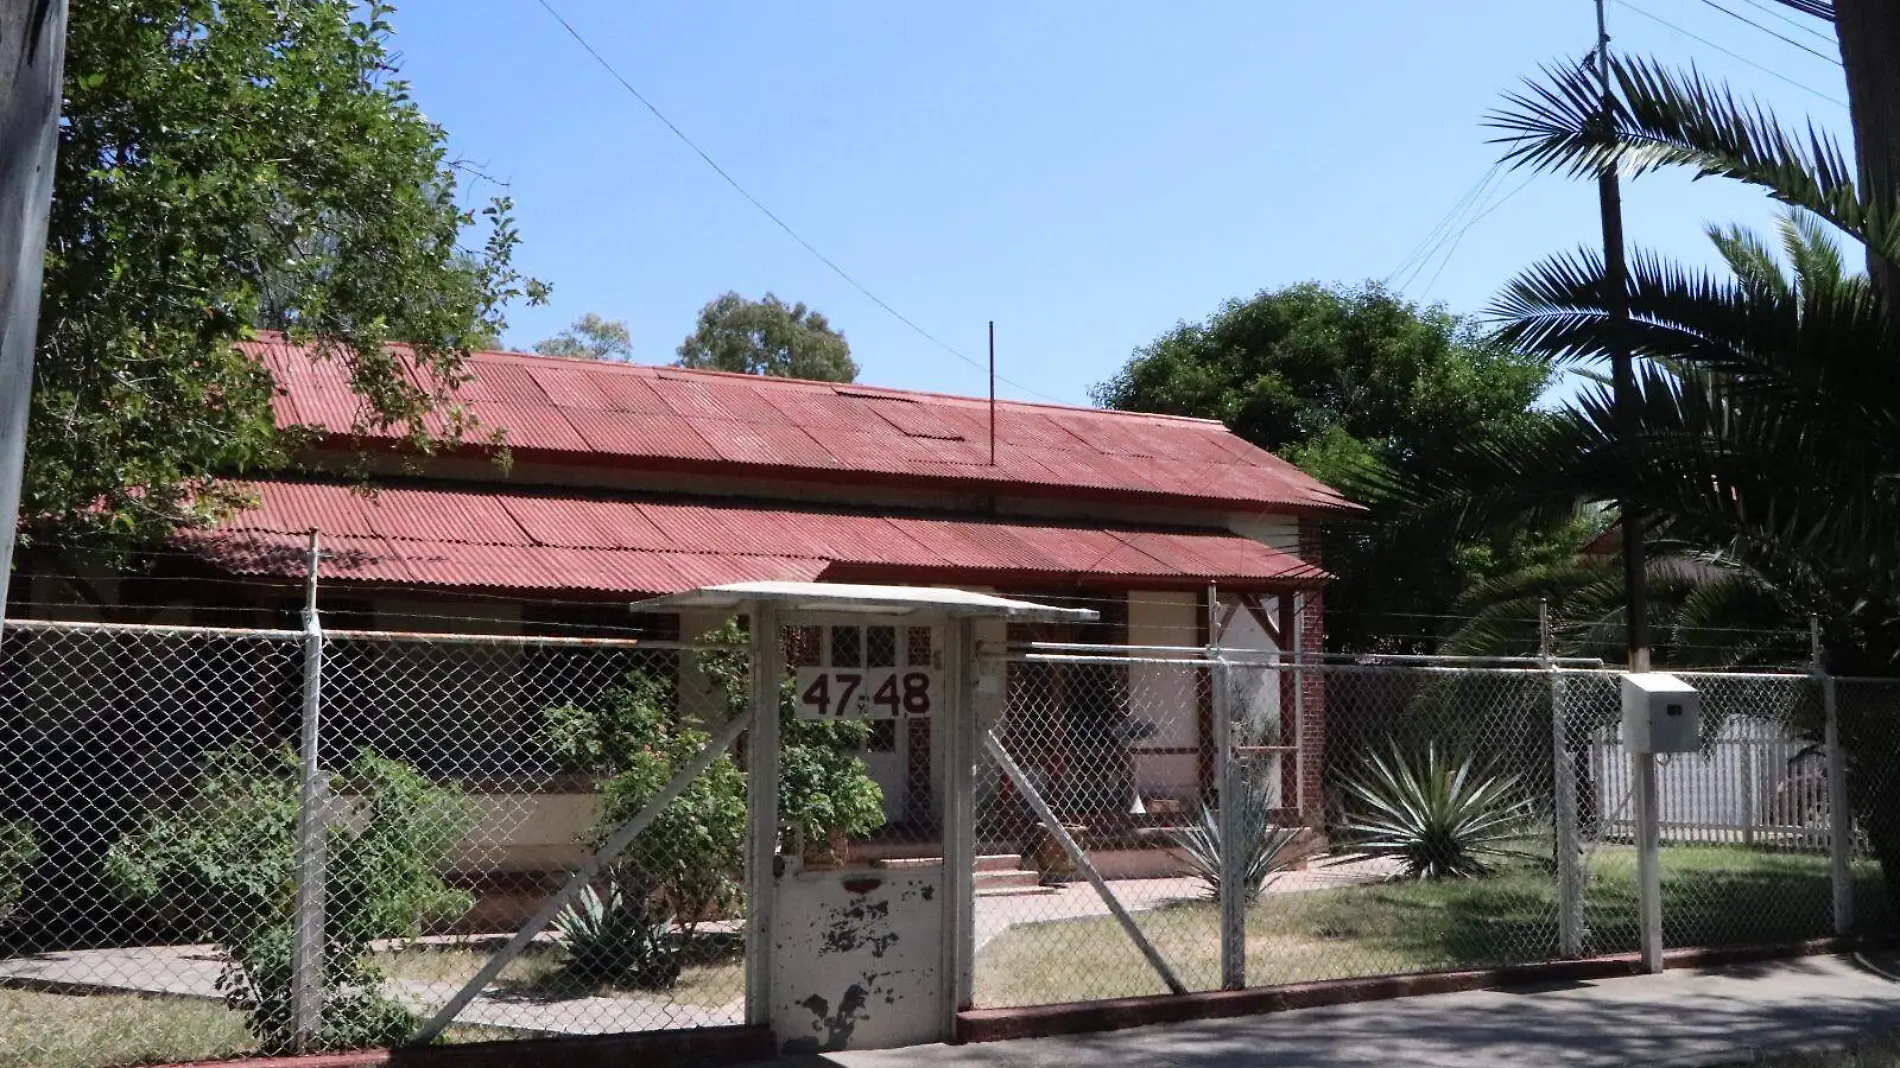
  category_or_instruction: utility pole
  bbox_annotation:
[0,0,67,630]
[1595,0,1650,673]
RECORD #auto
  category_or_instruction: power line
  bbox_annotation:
[1732,0,1838,44]
[1688,0,1841,65]
[529,0,1067,405]
[1614,0,1848,107]
[1766,0,1834,22]
[1418,171,1541,297]
[1383,164,1502,289]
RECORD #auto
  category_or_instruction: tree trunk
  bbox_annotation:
[1836,0,1900,300]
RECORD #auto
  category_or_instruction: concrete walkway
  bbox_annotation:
[773,954,1900,1068]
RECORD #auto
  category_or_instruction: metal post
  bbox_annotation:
[0,0,67,627]
[941,619,976,1035]
[1547,602,1585,958]
[1633,748,1664,972]
[1209,586,1243,990]
[290,531,326,1049]
[1817,617,1853,934]
[744,603,783,1027]
[984,732,1187,995]
[1291,591,1308,826]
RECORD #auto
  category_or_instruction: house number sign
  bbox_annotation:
[793,667,936,720]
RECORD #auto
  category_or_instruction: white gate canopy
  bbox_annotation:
[630,580,1098,623]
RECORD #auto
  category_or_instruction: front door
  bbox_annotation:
[813,622,938,826]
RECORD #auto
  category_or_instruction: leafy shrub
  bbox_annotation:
[545,670,749,930]
[1169,787,1307,904]
[543,618,886,925]
[1339,745,1533,880]
[106,747,477,1052]
[0,818,39,919]
[551,884,680,990]
[696,619,886,848]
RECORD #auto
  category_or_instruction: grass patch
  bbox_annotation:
[975,845,1882,1007]
[0,987,249,1068]
[377,940,745,1008]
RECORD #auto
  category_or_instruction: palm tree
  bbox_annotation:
[1377,54,1900,900]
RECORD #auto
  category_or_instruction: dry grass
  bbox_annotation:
[975,845,1879,1007]
[377,941,746,1008]
[0,987,249,1068]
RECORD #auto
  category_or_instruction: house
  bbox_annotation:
[13,336,1350,898]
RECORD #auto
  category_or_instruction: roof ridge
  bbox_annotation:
[244,333,1229,428]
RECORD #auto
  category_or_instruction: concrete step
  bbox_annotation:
[972,868,1043,892]
[974,883,1059,899]
[870,853,1024,873]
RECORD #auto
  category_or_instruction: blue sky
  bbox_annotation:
[395,1,1850,406]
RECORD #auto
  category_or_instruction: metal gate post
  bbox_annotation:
[1816,616,1853,935]
[941,618,976,1035]
[1291,591,1307,826]
[1551,666,1585,958]
[290,531,327,1049]
[1209,586,1243,989]
[1633,747,1664,972]
[744,603,783,1027]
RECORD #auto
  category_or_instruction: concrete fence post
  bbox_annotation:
[1816,615,1853,936]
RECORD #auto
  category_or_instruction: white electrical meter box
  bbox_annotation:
[1621,672,1703,753]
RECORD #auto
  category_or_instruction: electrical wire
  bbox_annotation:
[528,0,1066,405]
[1614,0,1848,107]
[1688,0,1841,65]
[1416,171,1541,298]
[1731,0,1839,45]
[1383,164,1503,289]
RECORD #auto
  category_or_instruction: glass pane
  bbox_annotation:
[866,626,897,668]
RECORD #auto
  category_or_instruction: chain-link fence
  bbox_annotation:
[7,614,1899,1063]
[970,645,1900,1011]
[0,616,756,1067]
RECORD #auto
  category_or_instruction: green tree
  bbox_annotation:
[675,292,857,382]
[535,313,633,362]
[1387,54,1900,900]
[33,0,545,549]
[1092,283,1560,652]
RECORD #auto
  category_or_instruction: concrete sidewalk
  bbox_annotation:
[771,954,1900,1068]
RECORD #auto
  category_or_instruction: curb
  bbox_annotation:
[158,1025,775,1068]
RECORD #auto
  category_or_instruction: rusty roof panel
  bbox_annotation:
[563,409,719,460]
[247,338,1353,513]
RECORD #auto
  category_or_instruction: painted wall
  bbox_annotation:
[1127,591,1200,803]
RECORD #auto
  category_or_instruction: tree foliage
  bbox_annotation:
[534,313,633,362]
[675,292,857,382]
[1092,283,1560,652]
[36,0,545,547]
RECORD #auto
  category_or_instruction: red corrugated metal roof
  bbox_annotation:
[245,337,1354,514]
[185,480,1326,596]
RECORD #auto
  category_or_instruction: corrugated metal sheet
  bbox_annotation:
[186,480,1322,596]
[244,338,1353,513]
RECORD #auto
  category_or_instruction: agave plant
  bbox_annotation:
[1340,745,1533,880]
[1168,785,1306,904]
[552,884,680,990]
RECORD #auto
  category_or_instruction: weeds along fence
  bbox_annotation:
[4,613,1900,1066]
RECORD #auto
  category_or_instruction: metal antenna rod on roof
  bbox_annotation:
[988,321,997,466]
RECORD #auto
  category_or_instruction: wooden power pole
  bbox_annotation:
[0,0,66,628]
[1594,0,1651,673]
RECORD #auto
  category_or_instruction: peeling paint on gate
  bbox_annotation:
[772,868,945,1052]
